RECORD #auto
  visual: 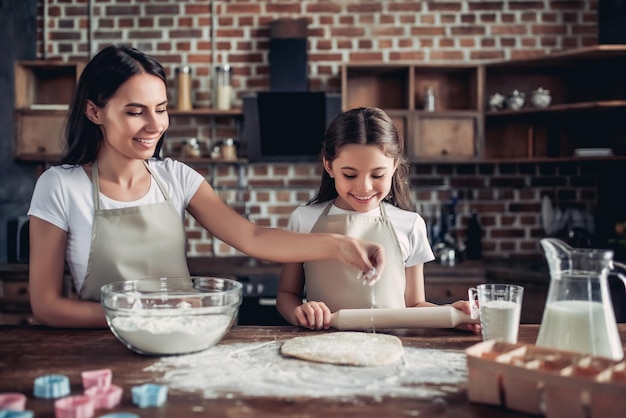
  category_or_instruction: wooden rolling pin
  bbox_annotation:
[330,306,479,330]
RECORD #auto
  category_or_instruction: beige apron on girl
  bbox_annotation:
[304,201,406,312]
[79,161,190,300]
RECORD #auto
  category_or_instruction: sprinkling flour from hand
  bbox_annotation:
[145,340,467,398]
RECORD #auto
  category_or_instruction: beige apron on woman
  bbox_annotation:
[304,201,406,311]
[79,161,190,300]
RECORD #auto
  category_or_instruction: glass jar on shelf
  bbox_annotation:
[215,64,232,110]
[181,138,201,158]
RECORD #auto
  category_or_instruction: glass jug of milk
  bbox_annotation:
[536,238,626,360]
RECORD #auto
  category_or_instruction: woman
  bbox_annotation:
[27,45,384,328]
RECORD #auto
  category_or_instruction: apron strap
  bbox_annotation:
[91,160,173,210]
[320,201,334,216]
[92,162,101,210]
[142,160,172,201]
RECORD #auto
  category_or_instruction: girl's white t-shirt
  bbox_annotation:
[27,158,205,292]
[287,201,435,267]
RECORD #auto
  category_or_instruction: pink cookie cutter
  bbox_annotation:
[54,395,95,418]
[81,369,112,390]
[84,385,122,410]
[0,392,27,410]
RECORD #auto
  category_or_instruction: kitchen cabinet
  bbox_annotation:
[424,261,484,305]
[484,45,626,160]
[13,60,86,162]
[342,45,626,163]
[341,63,482,162]
[0,264,74,325]
[0,258,490,325]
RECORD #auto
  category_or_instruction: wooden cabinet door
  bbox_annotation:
[409,114,476,160]
[14,110,65,161]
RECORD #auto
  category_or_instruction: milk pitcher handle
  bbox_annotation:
[468,287,480,319]
[613,261,626,286]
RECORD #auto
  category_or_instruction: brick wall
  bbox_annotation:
[35,0,600,260]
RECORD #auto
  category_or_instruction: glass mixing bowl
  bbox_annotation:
[101,277,242,356]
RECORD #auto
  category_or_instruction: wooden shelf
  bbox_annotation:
[13,61,86,162]
[165,156,248,164]
[486,100,626,117]
[168,107,243,116]
[343,45,626,163]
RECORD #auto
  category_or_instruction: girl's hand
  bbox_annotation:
[294,301,332,330]
[451,299,482,334]
[337,236,385,284]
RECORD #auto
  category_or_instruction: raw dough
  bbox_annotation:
[280,331,404,366]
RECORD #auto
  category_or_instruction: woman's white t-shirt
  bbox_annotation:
[27,158,205,292]
[287,201,435,267]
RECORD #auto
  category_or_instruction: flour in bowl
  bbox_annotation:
[110,315,233,355]
[146,339,467,398]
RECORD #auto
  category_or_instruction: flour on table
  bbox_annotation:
[280,332,403,366]
[145,338,467,399]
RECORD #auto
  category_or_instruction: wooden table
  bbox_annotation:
[1,324,625,417]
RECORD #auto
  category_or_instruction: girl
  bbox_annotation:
[277,107,478,332]
[27,45,384,328]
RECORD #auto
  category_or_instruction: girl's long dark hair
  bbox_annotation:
[60,44,167,165]
[309,107,412,210]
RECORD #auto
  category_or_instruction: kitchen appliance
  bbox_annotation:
[7,216,29,263]
[536,238,626,360]
[237,274,289,326]
[241,92,341,162]
[269,18,308,92]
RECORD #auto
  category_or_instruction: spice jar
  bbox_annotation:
[176,65,193,111]
[181,138,201,158]
[215,64,232,110]
[221,138,237,161]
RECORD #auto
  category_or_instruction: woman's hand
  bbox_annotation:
[336,236,385,284]
[451,299,482,334]
[294,301,332,330]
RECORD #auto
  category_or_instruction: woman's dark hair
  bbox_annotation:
[309,107,412,210]
[60,44,167,165]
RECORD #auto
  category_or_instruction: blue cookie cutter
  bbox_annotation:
[0,411,34,418]
[33,374,70,399]
[131,384,168,408]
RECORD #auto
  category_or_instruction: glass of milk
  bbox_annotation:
[468,284,524,343]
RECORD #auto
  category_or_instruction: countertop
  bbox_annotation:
[0,256,502,279]
[186,256,489,278]
[3,324,625,417]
